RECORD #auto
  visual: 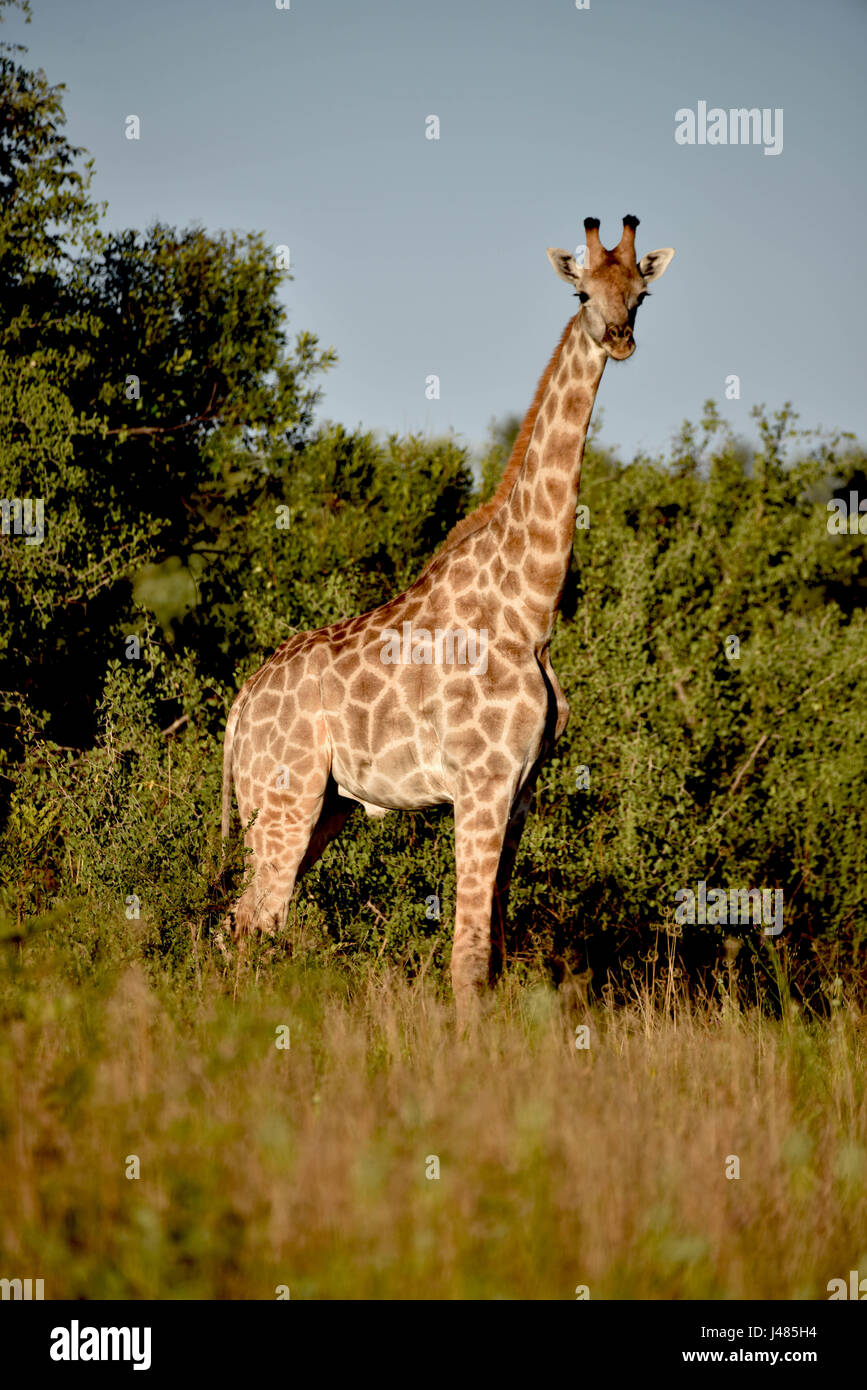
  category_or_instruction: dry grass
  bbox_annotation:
[1,942,866,1299]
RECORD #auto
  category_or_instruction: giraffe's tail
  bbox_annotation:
[221,688,246,847]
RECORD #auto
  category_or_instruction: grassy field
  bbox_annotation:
[2,917,865,1300]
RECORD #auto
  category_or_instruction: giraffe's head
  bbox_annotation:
[547,216,674,361]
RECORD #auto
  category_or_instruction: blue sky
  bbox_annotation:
[9,0,867,460]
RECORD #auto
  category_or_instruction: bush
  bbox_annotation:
[4,397,866,1011]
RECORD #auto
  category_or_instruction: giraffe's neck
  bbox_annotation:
[495,312,606,645]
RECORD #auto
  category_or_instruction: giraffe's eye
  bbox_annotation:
[576,291,590,304]
[635,291,650,306]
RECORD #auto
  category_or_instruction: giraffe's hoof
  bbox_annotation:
[454,988,485,1033]
[212,925,232,962]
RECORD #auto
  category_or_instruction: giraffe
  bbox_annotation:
[222,215,675,1020]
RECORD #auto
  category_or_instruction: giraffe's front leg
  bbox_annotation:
[451,786,515,1026]
[492,735,561,979]
[491,777,537,982]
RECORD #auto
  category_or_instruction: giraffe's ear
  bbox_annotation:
[547,247,586,288]
[638,247,675,283]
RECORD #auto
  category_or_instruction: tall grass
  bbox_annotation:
[1,923,864,1299]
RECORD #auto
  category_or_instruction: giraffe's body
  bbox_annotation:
[223,216,674,1018]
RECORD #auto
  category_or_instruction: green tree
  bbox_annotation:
[0,23,335,747]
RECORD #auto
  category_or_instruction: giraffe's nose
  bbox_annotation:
[604,324,634,347]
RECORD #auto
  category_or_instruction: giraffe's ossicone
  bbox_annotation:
[222,216,675,1022]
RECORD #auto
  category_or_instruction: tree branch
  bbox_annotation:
[104,381,220,437]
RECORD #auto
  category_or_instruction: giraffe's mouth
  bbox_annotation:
[605,341,636,362]
[602,326,635,361]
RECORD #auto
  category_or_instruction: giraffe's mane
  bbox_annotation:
[419,315,577,575]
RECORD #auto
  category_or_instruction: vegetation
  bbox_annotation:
[2,953,866,1299]
[1,8,865,1297]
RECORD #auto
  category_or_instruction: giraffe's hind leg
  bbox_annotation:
[296,778,358,880]
[231,732,332,939]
